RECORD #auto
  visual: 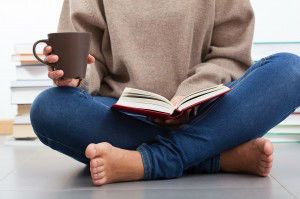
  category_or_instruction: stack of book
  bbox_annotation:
[252,42,300,61]
[11,44,53,139]
[252,42,300,143]
[265,108,300,143]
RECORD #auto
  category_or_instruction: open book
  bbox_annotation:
[112,84,231,119]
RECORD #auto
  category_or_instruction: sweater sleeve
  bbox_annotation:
[173,0,255,97]
[57,0,107,95]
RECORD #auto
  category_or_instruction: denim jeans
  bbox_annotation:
[30,53,300,180]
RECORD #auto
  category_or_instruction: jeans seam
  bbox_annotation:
[78,89,111,111]
[137,143,152,180]
[92,98,111,111]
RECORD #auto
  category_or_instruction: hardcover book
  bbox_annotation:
[112,84,230,119]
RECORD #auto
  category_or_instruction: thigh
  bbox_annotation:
[168,53,299,163]
[31,87,169,156]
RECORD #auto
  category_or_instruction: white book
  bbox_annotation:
[16,65,48,80]
[295,107,300,113]
[14,114,30,125]
[252,42,300,61]
[14,43,43,54]
[264,134,300,143]
[11,54,44,66]
[278,114,300,126]
[268,126,300,134]
[11,80,53,87]
[13,124,36,139]
[11,80,53,104]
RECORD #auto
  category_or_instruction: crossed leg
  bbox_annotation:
[31,53,300,185]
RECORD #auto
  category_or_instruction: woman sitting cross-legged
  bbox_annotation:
[30,0,300,185]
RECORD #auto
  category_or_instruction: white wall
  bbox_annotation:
[0,0,63,119]
[0,0,300,119]
[251,0,300,42]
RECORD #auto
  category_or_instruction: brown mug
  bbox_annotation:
[33,32,91,79]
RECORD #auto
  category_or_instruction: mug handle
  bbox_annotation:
[32,39,48,65]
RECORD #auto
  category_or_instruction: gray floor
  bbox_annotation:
[0,136,299,199]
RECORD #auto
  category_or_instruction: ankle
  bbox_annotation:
[220,150,240,172]
[131,151,145,180]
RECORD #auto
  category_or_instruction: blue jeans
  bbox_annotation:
[30,53,300,180]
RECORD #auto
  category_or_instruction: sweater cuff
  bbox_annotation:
[77,78,89,91]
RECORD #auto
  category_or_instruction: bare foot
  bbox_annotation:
[85,142,144,186]
[220,138,274,177]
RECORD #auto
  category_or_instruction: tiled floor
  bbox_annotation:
[0,136,299,199]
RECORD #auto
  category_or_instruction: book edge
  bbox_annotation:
[176,87,231,112]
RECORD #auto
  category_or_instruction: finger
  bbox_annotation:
[164,119,181,125]
[164,112,189,125]
[153,118,166,124]
[55,79,73,87]
[43,46,52,55]
[48,70,64,80]
[87,54,95,64]
[45,54,59,63]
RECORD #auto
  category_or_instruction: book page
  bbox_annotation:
[117,97,175,114]
[178,84,224,107]
[116,88,176,114]
[177,87,230,111]
[122,88,172,105]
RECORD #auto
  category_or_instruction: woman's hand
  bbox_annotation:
[153,96,191,127]
[44,46,95,87]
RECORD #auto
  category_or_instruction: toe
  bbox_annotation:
[261,154,273,163]
[85,144,97,159]
[91,166,105,174]
[92,172,105,180]
[96,142,113,155]
[90,158,104,169]
[264,167,272,175]
[259,160,273,168]
[93,178,108,186]
[258,162,272,177]
[260,168,271,177]
[263,140,274,156]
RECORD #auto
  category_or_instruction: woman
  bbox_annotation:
[30,0,300,186]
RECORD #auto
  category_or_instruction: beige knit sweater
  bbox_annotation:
[58,0,255,99]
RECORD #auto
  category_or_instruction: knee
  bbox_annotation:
[30,87,82,138]
[30,87,61,137]
[270,52,300,71]
[268,53,300,84]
